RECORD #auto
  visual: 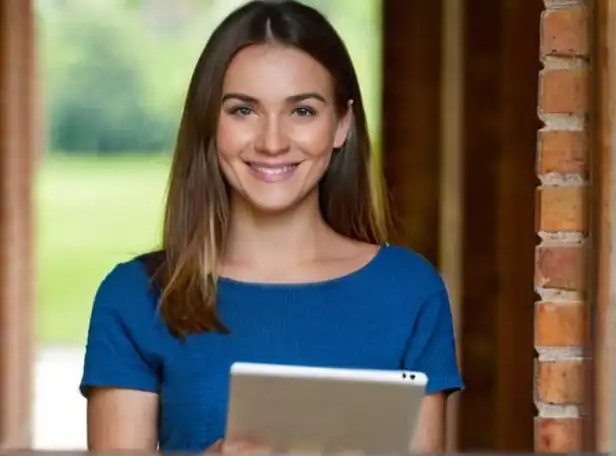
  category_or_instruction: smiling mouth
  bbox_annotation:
[245,162,302,182]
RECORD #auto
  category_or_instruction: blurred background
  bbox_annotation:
[34,0,382,449]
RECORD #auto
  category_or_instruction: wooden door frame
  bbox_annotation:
[0,0,37,448]
[591,0,615,450]
[439,0,464,451]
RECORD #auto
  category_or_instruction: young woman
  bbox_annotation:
[80,0,463,453]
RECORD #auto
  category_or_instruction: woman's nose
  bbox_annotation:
[254,116,290,155]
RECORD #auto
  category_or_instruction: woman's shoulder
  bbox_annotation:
[92,251,163,315]
[373,244,446,295]
[99,252,158,287]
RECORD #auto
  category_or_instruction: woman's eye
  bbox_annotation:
[232,107,254,117]
[293,107,315,117]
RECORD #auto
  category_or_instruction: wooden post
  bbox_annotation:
[381,0,443,266]
[590,0,615,450]
[457,0,539,450]
[439,0,463,450]
[0,0,37,448]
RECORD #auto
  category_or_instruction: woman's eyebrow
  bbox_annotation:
[287,92,326,103]
[221,93,258,103]
[221,92,327,104]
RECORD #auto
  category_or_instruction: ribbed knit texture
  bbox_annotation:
[80,244,463,451]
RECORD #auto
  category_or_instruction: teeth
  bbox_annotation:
[251,165,296,175]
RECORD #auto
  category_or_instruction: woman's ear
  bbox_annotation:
[333,100,354,149]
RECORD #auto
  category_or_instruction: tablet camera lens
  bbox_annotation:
[410,374,416,380]
[402,373,407,379]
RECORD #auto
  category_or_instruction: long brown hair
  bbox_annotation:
[145,0,390,338]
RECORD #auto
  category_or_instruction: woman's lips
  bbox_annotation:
[245,161,301,183]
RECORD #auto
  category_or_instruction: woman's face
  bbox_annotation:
[216,43,351,213]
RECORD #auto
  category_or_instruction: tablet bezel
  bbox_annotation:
[226,362,428,453]
[230,362,429,385]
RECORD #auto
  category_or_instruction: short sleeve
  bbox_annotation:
[80,262,161,397]
[403,289,464,395]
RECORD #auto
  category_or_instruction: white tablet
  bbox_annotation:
[225,362,428,453]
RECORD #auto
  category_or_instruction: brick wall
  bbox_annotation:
[535,1,589,452]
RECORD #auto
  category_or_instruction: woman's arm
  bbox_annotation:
[403,286,464,453]
[410,393,447,453]
[87,387,159,450]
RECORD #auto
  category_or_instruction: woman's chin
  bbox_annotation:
[241,197,302,215]
[231,187,312,215]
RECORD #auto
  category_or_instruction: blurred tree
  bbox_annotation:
[48,25,171,153]
[41,1,177,154]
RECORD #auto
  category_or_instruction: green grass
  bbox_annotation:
[36,153,171,346]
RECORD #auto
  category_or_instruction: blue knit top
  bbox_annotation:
[80,244,463,452]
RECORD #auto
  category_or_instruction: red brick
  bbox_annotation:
[539,69,588,115]
[535,245,586,291]
[537,361,584,404]
[537,130,587,175]
[535,302,585,347]
[536,186,587,232]
[535,6,590,452]
[541,7,589,56]
[536,418,582,452]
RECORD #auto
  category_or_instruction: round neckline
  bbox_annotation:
[218,244,389,290]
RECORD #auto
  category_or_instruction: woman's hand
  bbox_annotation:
[205,438,272,454]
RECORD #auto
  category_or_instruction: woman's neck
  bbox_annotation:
[223,191,332,268]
